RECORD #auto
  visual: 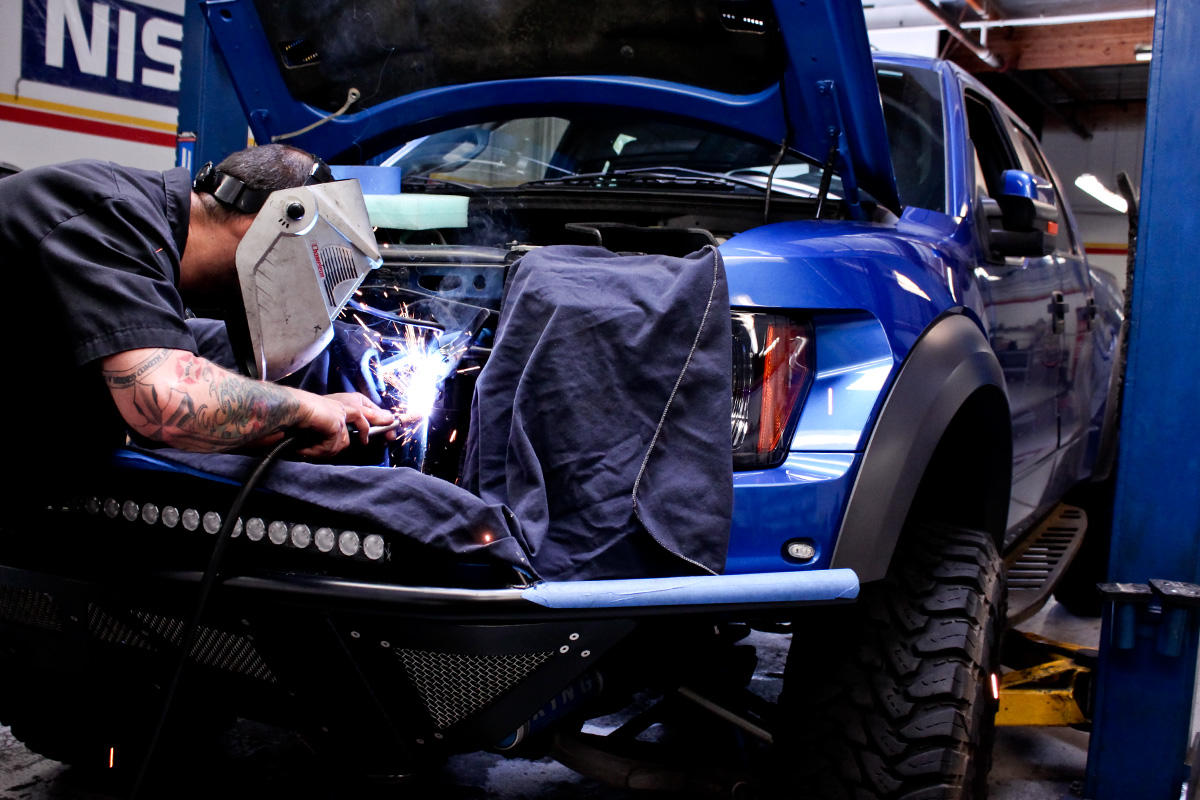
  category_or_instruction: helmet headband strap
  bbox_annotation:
[193,155,334,214]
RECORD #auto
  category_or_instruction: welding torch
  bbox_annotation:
[356,412,424,439]
[366,418,402,437]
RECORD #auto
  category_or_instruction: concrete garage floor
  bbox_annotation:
[0,601,1103,800]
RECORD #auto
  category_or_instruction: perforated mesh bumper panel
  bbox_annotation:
[0,586,276,683]
[0,587,62,631]
[396,648,554,729]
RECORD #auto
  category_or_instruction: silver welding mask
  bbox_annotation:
[231,179,381,380]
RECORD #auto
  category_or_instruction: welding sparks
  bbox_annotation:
[360,302,473,441]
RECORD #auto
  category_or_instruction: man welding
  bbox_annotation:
[0,144,394,498]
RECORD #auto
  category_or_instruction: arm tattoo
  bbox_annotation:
[103,349,169,388]
[103,349,304,450]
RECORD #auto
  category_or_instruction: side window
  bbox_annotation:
[1007,124,1044,176]
[964,92,1018,201]
[1007,122,1078,255]
[877,65,946,212]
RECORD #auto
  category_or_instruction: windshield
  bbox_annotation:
[876,63,945,212]
[370,115,840,198]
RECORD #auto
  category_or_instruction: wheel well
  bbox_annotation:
[907,385,1012,547]
[831,313,1009,581]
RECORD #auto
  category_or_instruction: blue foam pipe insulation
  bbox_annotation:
[521,569,859,609]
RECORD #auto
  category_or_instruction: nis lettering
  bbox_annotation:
[44,0,181,92]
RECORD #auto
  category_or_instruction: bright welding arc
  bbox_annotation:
[355,300,473,443]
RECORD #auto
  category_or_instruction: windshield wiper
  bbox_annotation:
[519,166,813,197]
[399,175,481,194]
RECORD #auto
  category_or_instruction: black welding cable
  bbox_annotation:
[129,435,297,799]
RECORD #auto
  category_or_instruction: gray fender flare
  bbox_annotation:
[830,313,1008,583]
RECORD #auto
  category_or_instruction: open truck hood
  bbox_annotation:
[204,0,900,212]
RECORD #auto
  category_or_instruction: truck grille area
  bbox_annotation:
[396,648,554,729]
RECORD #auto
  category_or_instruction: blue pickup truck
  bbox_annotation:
[0,1,1121,797]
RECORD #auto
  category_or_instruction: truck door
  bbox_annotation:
[1005,119,1096,467]
[965,92,1063,489]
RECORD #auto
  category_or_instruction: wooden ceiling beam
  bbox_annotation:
[947,17,1154,72]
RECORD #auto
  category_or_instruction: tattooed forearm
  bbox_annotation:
[102,348,305,451]
[202,368,303,442]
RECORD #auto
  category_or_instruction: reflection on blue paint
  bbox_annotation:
[792,313,895,452]
[785,454,856,480]
[845,364,891,391]
[894,270,932,301]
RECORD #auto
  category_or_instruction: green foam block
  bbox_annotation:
[363,194,469,230]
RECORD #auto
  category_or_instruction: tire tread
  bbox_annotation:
[779,522,1005,799]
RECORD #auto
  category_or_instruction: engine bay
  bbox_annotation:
[346,242,512,481]
[341,169,834,484]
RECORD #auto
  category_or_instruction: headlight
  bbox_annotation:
[731,312,814,468]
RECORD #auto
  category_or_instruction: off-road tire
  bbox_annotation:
[777,522,1005,799]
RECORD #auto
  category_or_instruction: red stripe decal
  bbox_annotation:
[1087,247,1128,256]
[0,104,174,148]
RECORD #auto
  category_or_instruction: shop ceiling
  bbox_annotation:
[864,0,1154,136]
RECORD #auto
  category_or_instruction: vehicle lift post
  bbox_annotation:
[1084,0,1200,796]
[176,0,247,176]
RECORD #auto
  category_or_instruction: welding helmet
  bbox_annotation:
[194,158,381,380]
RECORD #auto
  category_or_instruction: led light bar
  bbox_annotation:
[80,496,388,563]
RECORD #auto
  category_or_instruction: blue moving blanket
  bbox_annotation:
[463,245,732,580]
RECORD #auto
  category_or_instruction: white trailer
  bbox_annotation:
[0,0,182,171]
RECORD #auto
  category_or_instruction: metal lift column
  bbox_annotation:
[176,0,247,175]
[1085,0,1200,796]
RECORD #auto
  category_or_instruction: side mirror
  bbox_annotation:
[981,169,1060,260]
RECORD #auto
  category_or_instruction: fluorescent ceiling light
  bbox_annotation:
[962,9,1153,29]
[1075,174,1129,213]
[1135,43,1153,61]
[865,7,1154,32]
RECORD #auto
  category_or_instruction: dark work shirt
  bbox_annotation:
[0,161,199,496]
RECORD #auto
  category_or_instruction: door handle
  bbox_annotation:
[1049,291,1067,334]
